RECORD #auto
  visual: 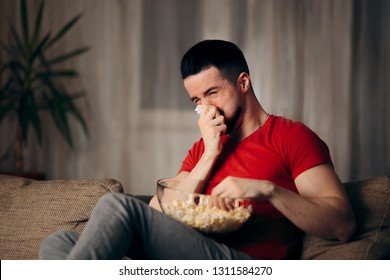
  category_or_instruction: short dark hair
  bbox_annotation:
[180,40,250,85]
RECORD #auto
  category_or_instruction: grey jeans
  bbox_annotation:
[39,193,254,260]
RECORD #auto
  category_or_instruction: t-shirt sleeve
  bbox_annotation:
[283,122,333,179]
[178,139,205,174]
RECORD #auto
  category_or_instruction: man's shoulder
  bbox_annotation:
[266,115,317,143]
[270,115,293,125]
[269,115,304,132]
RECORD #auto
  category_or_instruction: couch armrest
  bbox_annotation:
[0,175,124,260]
[301,175,390,259]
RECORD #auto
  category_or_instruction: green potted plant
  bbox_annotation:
[0,0,89,176]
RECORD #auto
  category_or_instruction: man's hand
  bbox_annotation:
[211,176,275,200]
[198,105,227,157]
[210,166,356,242]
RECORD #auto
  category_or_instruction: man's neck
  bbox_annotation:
[228,104,268,142]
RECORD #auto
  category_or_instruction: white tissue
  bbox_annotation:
[195,105,203,115]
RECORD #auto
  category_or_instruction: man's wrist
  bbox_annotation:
[203,150,220,161]
[258,181,277,201]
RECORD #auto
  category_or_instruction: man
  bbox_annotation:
[40,40,356,260]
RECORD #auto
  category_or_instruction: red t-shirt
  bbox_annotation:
[178,115,333,259]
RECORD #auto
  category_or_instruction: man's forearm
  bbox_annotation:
[269,186,356,241]
[184,152,219,191]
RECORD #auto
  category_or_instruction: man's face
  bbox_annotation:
[184,66,243,133]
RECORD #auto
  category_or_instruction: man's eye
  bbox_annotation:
[207,91,218,98]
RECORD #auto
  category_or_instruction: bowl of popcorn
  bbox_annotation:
[157,178,254,234]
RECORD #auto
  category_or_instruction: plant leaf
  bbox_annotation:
[0,76,15,99]
[31,0,45,49]
[29,32,50,64]
[10,25,27,59]
[18,95,30,145]
[27,92,42,145]
[1,1,89,149]
[51,104,74,148]
[0,64,5,75]
[36,51,51,71]
[20,0,29,46]
[47,46,90,65]
[45,13,82,50]
[0,42,14,57]
[7,61,26,70]
[67,91,87,99]
[41,81,74,147]
[62,94,89,136]
[48,70,79,77]
[37,70,79,80]
[8,62,25,87]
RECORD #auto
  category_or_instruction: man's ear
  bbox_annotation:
[237,72,251,93]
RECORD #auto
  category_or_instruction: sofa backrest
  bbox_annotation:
[1,174,388,260]
[301,175,390,259]
[0,175,123,260]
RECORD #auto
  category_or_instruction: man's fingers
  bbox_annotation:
[202,105,221,119]
[210,115,225,126]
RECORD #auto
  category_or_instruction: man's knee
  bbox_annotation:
[98,193,144,211]
[39,230,79,259]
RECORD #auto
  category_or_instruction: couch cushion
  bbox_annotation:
[0,175,123,260]
[301,175,390,259]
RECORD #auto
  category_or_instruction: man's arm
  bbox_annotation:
[271,164,356,241]
[150,105,224,211]
[211,164,356,241]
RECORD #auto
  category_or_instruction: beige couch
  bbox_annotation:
[0,174,389,259]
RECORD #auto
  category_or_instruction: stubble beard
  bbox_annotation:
[222,106,242,134]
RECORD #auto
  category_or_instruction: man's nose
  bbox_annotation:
[200,98,212,106]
